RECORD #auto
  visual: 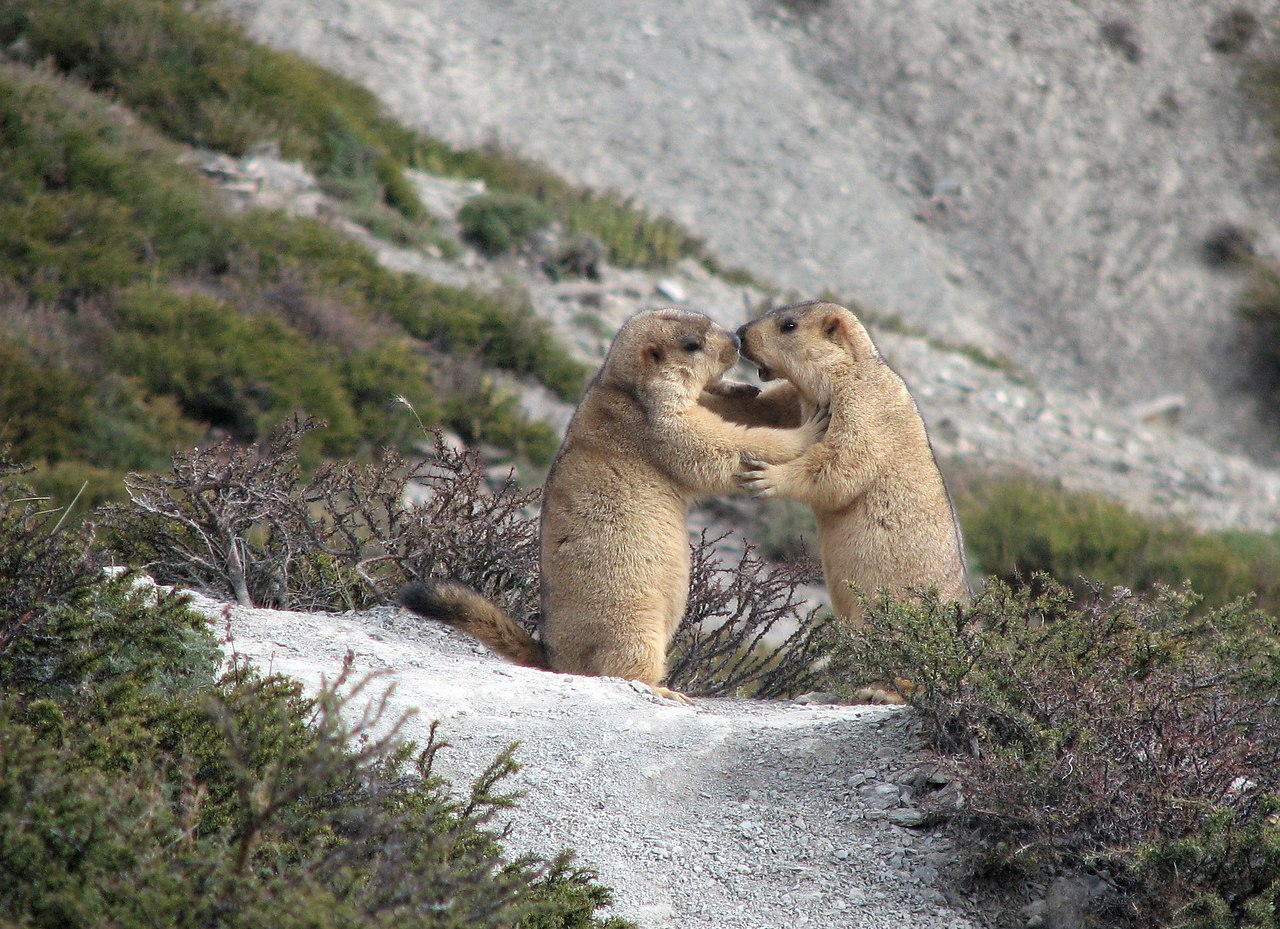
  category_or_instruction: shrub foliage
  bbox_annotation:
[955,473,1280,613]
[0,453,632,929]
[0,0,702,270]
[667,534,834,698]
[1238,259,1280,423]
[458,193,553,255]
[100,416,542,613]
[0,56,577,499]
[832,579,1280,927]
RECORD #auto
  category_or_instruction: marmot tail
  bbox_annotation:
[398,580,549,669]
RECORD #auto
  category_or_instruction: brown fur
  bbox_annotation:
[400,308,824,702]
[735,301,971,624]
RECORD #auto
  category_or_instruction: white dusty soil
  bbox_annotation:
[191,591,986,929]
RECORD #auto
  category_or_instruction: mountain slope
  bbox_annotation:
[218,0,1280,461]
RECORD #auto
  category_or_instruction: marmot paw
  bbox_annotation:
[631,681,694,705]
[805,404,832,441]
[705,379,761,400]
[736,457,779,498]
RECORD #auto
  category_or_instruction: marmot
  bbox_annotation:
[400,308,826,702]
[734,301,970,623]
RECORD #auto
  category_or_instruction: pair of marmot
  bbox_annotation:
[400,301,969,701]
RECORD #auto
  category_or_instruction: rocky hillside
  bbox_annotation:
[216,0,1280,530]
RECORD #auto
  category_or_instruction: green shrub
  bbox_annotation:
[231,212,587,401]
[413,138,702,268]
[0,0,708,273]
[754,499,820,563]
[1137,798,1280,929]
[0,62,572,470]
[0,62,233,298]
[0,0,426,220]
[832,579,1280,927]
[0,336,201,506]
[458,192,553,255]
[0,339,92,462]
[0,191,149,302]
[79,375,202,472]
[442,386,560,467]
[339,340,439,448]
[0,0,704,268]
[1238,259,1280,414]
[338,196,446,250]
[0,456,631,928]
[558,191,692,269]
[106,285,359,450]
[955,473,1280,611]
[0,19,584,476]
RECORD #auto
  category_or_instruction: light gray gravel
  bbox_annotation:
[192,591,987,929]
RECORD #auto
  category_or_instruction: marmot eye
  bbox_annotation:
[681,337,703,352]
[779,319,798,333]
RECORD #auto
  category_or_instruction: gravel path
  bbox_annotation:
[193,592,986,929]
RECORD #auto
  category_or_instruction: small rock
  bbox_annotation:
[912,864,939,885]
[1128,393,1185,426]
[794,691,841,705]
[655,278,688,302]
[1046,874,1115,929]
[887,808,926,827]
[861,783,903,809]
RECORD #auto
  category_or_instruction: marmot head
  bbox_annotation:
[737,301,880,400]
[601,308,741,407]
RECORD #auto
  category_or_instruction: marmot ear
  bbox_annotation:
[823,314,847,343]
[643,341,665,368]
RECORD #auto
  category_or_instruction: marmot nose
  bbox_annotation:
[729,330,741,350]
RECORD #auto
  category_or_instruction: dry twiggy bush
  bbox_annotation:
[100,415,539,614]
[667,533,834,698]
[836,578,1280,927]
[103,417,835,697]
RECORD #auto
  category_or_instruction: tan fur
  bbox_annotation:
[735,301,971,624]
[400,308,824,702]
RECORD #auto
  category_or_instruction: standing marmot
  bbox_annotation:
[734,301,970,622]
[400,308,825,701]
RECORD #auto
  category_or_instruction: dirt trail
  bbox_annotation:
[193,592,984,929]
